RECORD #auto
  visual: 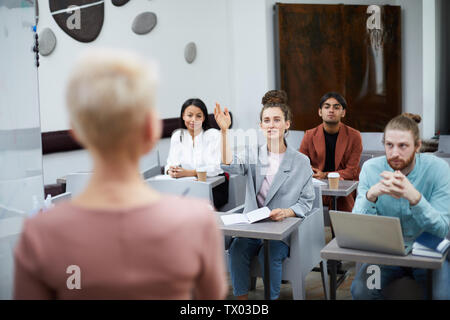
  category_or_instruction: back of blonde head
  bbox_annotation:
[66,48,157,153]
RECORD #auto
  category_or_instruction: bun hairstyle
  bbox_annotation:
[259,90,292,126]
[261,90,288,106]
[401,112,422,124]
[383,113,422,147]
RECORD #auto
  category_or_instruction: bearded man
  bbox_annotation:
[350,114,450,300]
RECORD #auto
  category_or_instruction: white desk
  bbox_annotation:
[146,175,225,203]
[321,239,447,300]
[216,212,302,300]
[320,180,359,200]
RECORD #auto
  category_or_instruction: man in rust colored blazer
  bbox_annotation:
[299,92,362,212]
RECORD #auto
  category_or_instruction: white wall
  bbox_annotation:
[0,7,40,130]
[37,0,232,132]
[226,0,272,130]
[422,0,436,139]
[38,0,440,184]
[0,3,43,300]
[37,0,437,132]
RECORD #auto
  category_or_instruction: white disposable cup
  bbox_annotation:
[328,172,340,189]
[196,168,207,182]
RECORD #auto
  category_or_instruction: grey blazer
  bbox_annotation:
[221,144,315,219]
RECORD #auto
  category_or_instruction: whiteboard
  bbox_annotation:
[0,0,44,299]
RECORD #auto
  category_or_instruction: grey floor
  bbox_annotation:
[225,227,356,300]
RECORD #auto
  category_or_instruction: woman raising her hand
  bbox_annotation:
[215,90,315,300]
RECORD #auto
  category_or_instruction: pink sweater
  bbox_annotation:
[14,196,227,300]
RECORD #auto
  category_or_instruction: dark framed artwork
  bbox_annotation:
[275,3,402,132]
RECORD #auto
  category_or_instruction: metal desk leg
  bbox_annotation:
[426,269,433,300]
[319,261,329,300]
[263,239,271,300]
[330,196,338,238]
[329,260,337,300]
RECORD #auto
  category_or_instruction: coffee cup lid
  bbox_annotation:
[328,172,340,178]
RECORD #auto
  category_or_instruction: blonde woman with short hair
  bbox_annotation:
[13,49,227,300]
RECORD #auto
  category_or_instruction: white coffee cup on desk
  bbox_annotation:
[328,172,340,189]
[196,167,207,182]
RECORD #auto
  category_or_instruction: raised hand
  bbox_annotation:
[214,102,231,131]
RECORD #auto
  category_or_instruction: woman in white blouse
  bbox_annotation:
[165,98,223,178]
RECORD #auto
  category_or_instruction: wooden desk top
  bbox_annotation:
[321,239,447,270]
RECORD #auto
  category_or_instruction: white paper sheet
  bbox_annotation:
[246,207,271,223]
[151,175,196,181]
[220,214,249,226]
[221,207,271,226]
[312,178,327,186]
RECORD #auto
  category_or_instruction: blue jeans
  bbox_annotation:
[228,237,289,300]
[351,259,450,300]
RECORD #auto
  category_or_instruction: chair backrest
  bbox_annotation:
[359,153,373,169]
[443,157,450,167]
[361,132,384,151]
[51,192,72,204]
[65,172,92,197]
[146,178,212,201]
[286,130,304,150]
[438,135,450,153]
[310,185,323,213]
[140,148,161,179]
[139,148,160,172]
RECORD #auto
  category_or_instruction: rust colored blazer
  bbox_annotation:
[299,123,363,211]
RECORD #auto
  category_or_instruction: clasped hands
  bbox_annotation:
[312,168,328,179]
[366,170,421,206]
[168,166,193,178]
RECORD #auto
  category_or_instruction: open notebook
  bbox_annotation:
[220,207,271,226]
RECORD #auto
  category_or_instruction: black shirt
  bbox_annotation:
[323,129,339,173]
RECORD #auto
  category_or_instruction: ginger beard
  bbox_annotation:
[387,148,416,171]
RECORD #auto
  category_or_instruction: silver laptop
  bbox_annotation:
[329,211,412,256]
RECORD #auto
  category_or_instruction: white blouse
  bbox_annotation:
[165,128,223,177]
